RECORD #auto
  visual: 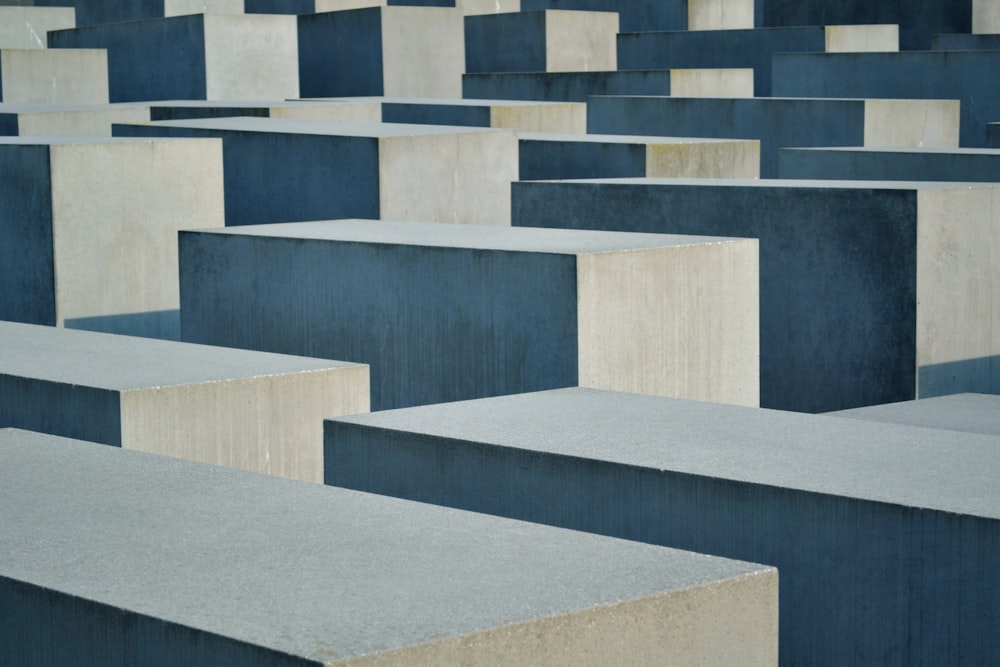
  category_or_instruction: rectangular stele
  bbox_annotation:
[0,137,225,340]
[324,386,1000,666]
[179,220,759,410]
[0,6,75,49]
[379,96,587,133]
[0,48,108,104]
[0,322,369,482]
[0,428,777,666]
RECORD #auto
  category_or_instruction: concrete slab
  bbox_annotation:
[0,428,778,666]
[587,96,960,177]
[0,136,224,339]
[379,96,586,132]
[511,178,1000,412]
[0,6,74,48]
[115,116,517,227]
[0,322,368,482]
[32,0,242,26]
[325,385,1000,666]
[179,220,759,410]
[147,98,383,123]
[0,48,107,105]
[247,0,457,10]
[828,393,1000,436]
[519,0,753,31]
[48,13,298,102]
[459,0,520,14]
[932,33,1000,50]
[465,10,618,73]
[778,146,1000,182]
[0,102,150,136]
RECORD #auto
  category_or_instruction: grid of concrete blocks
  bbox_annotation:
[1,0,998,664]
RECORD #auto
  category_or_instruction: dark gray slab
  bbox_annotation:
[828,393,1000,435]
[778,146,1000,182]
[932,33,1000,50]
[325,386,1000,666]
[463,70,673,102]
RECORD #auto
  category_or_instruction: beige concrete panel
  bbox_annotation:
[316,0,387,9]
[973,0,1000,33]
[670,68,754,97]
[49,139,225,333]
[0,49,108,104]
[688,0,754,31]
[16,105,150,137]
[271,101,382,122]
[0,6,75,49]
[545,10,618,73]
[381,7,465,98]
[164,0,245,15]
[489,102,586,133]
[203,14,298,100]
[646,139,760,178]
[379,128,517,226]
[825,24,899,52]
[121,365,369,483]
[864,99,959,148]
[460,0,520,15]
[577,240,760,407]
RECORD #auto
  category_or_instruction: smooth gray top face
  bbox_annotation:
[829,393,1000,436]
[0,321,363,390]
[520,132,748,145]
[332,388,1000,519]
[788,146,1000,156]
[140,116,506,138]
[188,219,743,254]
[0,428,769,661]
[552,176,999,191]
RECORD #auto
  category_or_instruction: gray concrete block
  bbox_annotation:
[0,137,224,339]
[459,0,520,14]
[519,0,752,31]
[0,48,107,104]
[0,102,150,136]
[519,132,759,179]
[48,13,298,102]
[0,6,74,48]
[511,178,1000,412]
[379,96,585,132]
[587,96,960,177]
[0,322,369,482]
[115,116,517,227]
[0,427,778,666]
[147,98,383,123]
[772,50,1000,148]
[828,393,1000,436]
[247,0,456,10]
[465,10,617,73]
[180,220,759,410]
[32,0,242,26]
[778,146,1000,183]
[298,7,464,98]
[325,386,1000,665]
[931,33,1000,50]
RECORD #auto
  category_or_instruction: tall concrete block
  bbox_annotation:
[180,221,759,410]
[772,50,1000,147]
[381,97,586,132]
[0,322,368,482]
[778,146,1000,183]
[0,102,150,136]
[464,10,618,73]
[0,48,107,104]
[48,13,298,102]
[829,393,1000,436]
[0,6,74,48]
[116,117,517,227]
[0,428,778,666]
[325,386,1000,665]
[464,69,676,102]
[511,178,1000,412]
[587,96,960,177]
[0,137,224,339]
[298,7,464,98]
[32,0,243,26]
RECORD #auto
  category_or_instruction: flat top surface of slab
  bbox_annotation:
[0,136,208,147]
[787,146,1000,156]
[0,103,145,113]
[332,388,1000,519]
[829,394,1000,436]
[0,428,770,661]
[541,177,999,192]
[188,219,743,254]
[379,97,581,108]
[0,322,361,391]
[594,95,940,104]
[139,116,508,138]
[521,132,754,145]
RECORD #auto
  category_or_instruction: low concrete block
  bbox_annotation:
[180,220,759,410]
[519,132,759,179]
[465,10,617,73]
[975,0,1000,32]
[828,393,1000,436]
[0,102,150,136]
[464,69,672,102]
[0,428,778,666]
[0,137,224,339]
[0,48,107,104]
[511,178,1000,412]
[932,33,1000,50]
[116,116,517,227]
[325,386,1000,665]
[146,99,383,123]
[381,97,586,132]
[32,0,242,26]
[519,0,753,31]
[247,0,457,10]
[298,7,464,98]
[0,6,74,48]
[0,322,369,482]
[587,96,960,177]
[460,0,520,14]
[778,146,1000,182]
[48,13,298,102]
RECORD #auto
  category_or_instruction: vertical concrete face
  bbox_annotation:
[973,0,1000,32]
[688,0,754,30]
[520,0,687,32]
[0,49,108,104]
[0,7,75,49]
[489,101,586,132]
[777,147,1000,183]
[645,138,760,178]
[863,99,959,149]
[203,14,298,100]
[13,104,152,137]
[164,0,246,15]
[545,10,618,72]
[463,69,674,102]
[381,7,464,97]
[669,68,754,97]
[825,24,899,52]
[459,0,521,14]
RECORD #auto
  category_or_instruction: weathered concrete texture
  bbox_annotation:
[0,102,150,136]
[519,0,753,31]
[778,146,1000,183]
[519,132,759,179]
[325,386,1000,666]
[147,99,383,123]
[380,97,586,133]
[460,0,520,14]
[669,67,753,97]
[618,25,896,98]
[48,13,298,102]
[0,322,369,482]
[32,0,242,26]
[828,393,1000,436]
[115,117,516,227]
[0,48,107,104]
[772,51,1000,148]
[465,10,617,73]
[587,96,960,177]
[0,137,224,340]
[0,428,778,667]
[180,220,759,410]
[464,69,674,102]
[0,6,74,48]
[511,178,1000,412]
[298,7,464,98]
